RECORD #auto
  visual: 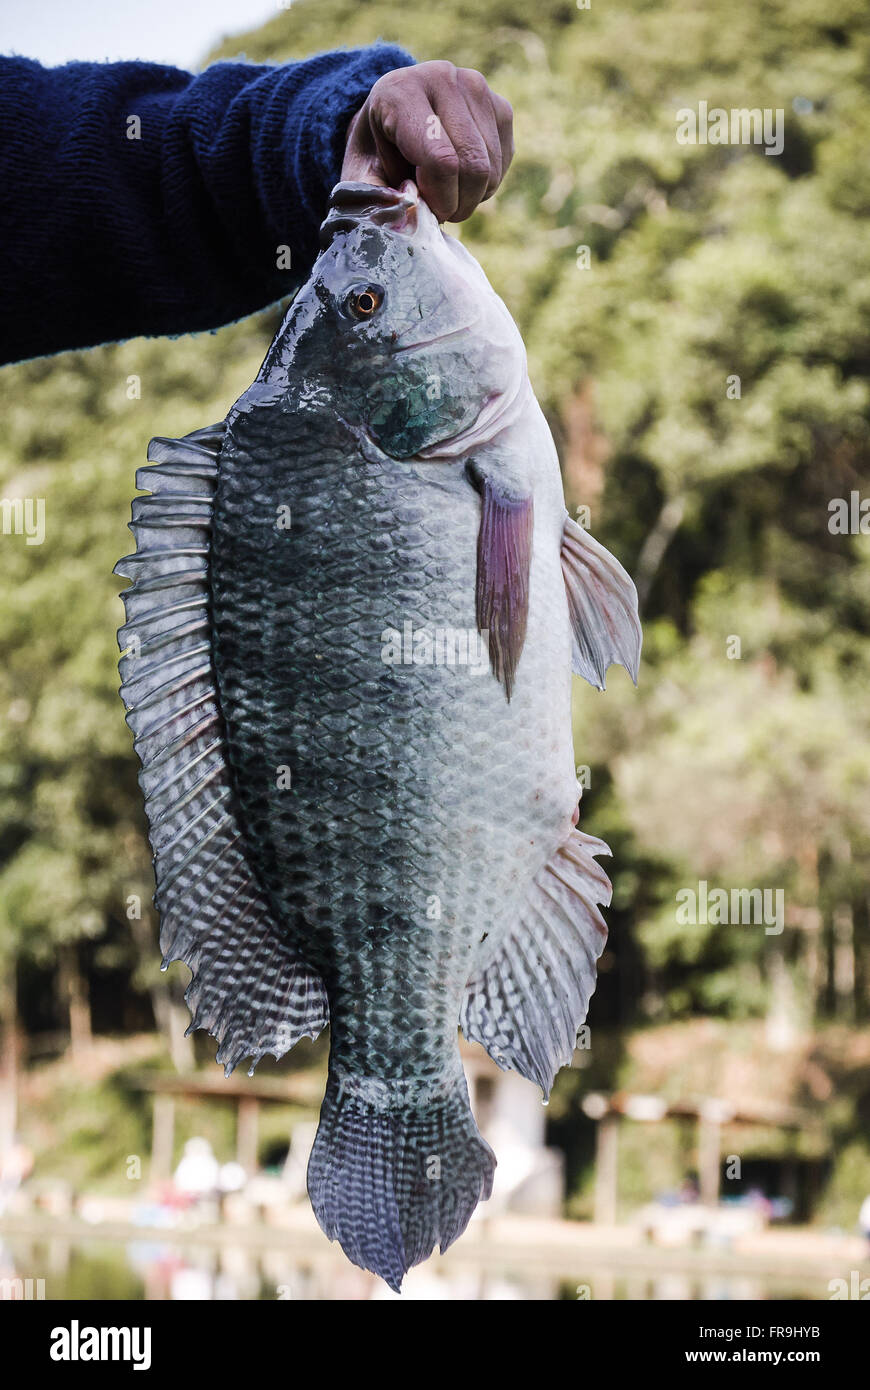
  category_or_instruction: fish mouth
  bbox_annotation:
[391,319,481,354]
[319,180,419,247]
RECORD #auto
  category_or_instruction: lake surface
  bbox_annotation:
[0,1234,822,1301]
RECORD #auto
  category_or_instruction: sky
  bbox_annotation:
[2,0,280,71]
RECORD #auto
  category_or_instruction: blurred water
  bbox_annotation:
[0,1235,820,1301]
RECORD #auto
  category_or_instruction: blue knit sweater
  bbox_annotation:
[0,46,415,364]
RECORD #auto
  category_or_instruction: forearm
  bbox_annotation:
[0,46,414,364]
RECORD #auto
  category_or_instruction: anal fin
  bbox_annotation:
[460,830,612,1096]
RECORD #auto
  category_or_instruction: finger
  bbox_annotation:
[455,70,504,201]
[491,91,515,186]
[340,107,390,185]
[340,143,389,186]
[370,115,416,189]
[370,80,461,221]
[421,75,492,221]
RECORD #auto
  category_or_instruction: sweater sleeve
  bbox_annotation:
[0,46,415,364]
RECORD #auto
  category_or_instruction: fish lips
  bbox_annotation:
[319,180,423,248]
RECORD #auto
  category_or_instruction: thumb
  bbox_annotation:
[341,107,406,188]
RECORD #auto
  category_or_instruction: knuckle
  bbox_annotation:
[457,149,492,179]
[374,100,400,139]
[494,94,514,127]
[431,148,460,176]
[459,67,490,98]
[368,77,397,116]
[422,58,458,84]
[370,70,396,97]
[369,83,402,125]
[371,68,413,105]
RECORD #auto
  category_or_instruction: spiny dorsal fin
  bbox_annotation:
[115,421,328,1074]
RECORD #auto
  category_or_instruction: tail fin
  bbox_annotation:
[307,1069,495,1292]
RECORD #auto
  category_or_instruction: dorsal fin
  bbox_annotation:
[114,422,328,1074]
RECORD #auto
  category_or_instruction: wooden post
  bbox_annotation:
[0,964,19,1161]
[150,1094,175,1184]
[237,1096,260,1174]
[699,1101,729,1206]
[58,944,92,1061]
[594,1112,619,1224]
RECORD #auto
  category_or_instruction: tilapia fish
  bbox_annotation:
[115,181,641,1290]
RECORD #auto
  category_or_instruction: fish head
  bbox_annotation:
[256,181,528,459]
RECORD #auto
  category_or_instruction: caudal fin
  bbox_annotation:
[307,1069,495,1292]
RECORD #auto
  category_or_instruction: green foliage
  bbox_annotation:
[814,1141,870,1229]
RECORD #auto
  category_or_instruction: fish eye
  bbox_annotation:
[346,285,384,320]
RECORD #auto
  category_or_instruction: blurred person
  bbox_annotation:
[173,1136,219,1200]
[0,50,513,364]
[218,1161,246,1194]
[678,1171,700,1204]
[0,1138,33,1216]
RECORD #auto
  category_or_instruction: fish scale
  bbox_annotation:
[213,415,502,1076]
[115,180,641,1290]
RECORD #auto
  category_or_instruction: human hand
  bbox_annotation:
[341,60,514,223]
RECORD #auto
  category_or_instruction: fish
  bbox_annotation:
[114,180,641,1291]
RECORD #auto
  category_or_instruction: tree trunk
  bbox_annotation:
[635,494,687,612]
[832,907,855,1020]
[128,912,194,1072]
[58,943,92,1061]
[0,962,20,1160]
[166,974,195,1073]
[800,843,823,1022]
[832,841,855,1022]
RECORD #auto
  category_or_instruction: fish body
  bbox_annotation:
[115,183,641,1289]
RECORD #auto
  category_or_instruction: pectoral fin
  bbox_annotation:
[561,513,642,689]
[466,458,534,702]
